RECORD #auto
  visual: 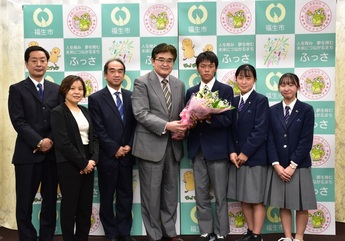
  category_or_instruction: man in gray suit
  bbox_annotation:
[131,43,187,241]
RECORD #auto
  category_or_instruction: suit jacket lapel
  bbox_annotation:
[287,100,301,128]
[25,78,42,102]
[149,71,169,114]
[102,88,123,123]
[275,102,287,130]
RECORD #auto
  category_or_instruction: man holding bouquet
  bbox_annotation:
[186,51,234,241]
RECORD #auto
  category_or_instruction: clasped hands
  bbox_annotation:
[273,164,296,182]
[115,145,131,159]
[230,152,248,168]
[80,160,96,175]
[33,138,54,153]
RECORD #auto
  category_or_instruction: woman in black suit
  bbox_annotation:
[51,75,99,241]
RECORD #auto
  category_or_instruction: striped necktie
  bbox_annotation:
[238,98,244,112]
[284,106,290,124]
[162,79,172,113]
[114,92,124,121]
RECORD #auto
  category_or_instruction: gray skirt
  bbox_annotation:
[227,164,268,203]
[264,166,317,211]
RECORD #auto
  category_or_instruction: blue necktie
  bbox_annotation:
[284,106,290,124]
[114,92,124,121]
[37,83,44,101]
[238,98,244,112]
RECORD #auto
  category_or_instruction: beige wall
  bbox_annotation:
[1,0,344,229]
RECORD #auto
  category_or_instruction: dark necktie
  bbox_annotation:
[114,92,124,121]
[162,79,172,113]
[284,106,290,124]
[37,83,44,101]
[238,98,244,112]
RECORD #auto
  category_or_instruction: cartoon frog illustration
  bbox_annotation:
[181,38,196,60]
[311,143,325,162]
[84,79,94,97]
[156,12,169,30]
[309,210,325,228]
[183,171,195,193]
[306,76,325,94]
[227,79,241,96]
[233,10,246,28]
[312,8,326,27]
[75,13,92,31]
[229,210,246,228]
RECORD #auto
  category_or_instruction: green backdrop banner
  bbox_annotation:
[23,0,336,236]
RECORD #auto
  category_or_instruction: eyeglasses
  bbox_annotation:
[155,58,174,65]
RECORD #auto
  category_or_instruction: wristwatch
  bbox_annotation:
[289,163,297,169]
[37,139,43,148]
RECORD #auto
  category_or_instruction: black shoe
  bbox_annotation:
[249,234,262,241]
[235,232,252,241]
[196,234,210,241]
[215,234,227,241]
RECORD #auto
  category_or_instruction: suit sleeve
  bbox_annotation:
[290,104,315,165]
[8,85,42,148]
[88,95,120,157]
[50,108,88,170]
[241,96,270,158]
[131,78,168,135]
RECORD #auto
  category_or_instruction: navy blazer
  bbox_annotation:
[50,103,99,170]
[8,78,63,164]
[229,90,269,166]
[88,87,136,170]
[186,80,234,161]
[267,100,314,168]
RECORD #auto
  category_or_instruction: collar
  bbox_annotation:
[240,88,254,103]
[29,76,44,89]
[107,85,122,95]
[283,98,297,112]
[199,77,216,91]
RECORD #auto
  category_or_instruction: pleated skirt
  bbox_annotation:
[264,166,317,211]
[227,164,268,203]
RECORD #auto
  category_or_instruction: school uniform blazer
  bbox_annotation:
[267,100,314,168]
[8,77,63,164]
[88,87,136,170]
[186,80,234,161]
[131,70,185,162]
[229,90,269,166]
[50,103,99,170]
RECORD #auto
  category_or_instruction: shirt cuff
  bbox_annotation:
[272,161,279,166]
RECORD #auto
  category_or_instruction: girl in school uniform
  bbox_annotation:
[264,73,317,241]
[228,64,270,241]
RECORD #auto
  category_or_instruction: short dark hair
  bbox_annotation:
[24,46,50,62]
[235,64,257,81]
[151,43,177,62]
[59,75,87,98]
[195,51,218,68]
[103,58,126,74]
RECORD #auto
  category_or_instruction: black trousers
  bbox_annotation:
[57,161,94,241]
[15,158,57,241]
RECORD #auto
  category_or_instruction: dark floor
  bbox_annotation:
[1,222,344,241]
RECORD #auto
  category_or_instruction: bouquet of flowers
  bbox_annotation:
[180,87,233,126]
